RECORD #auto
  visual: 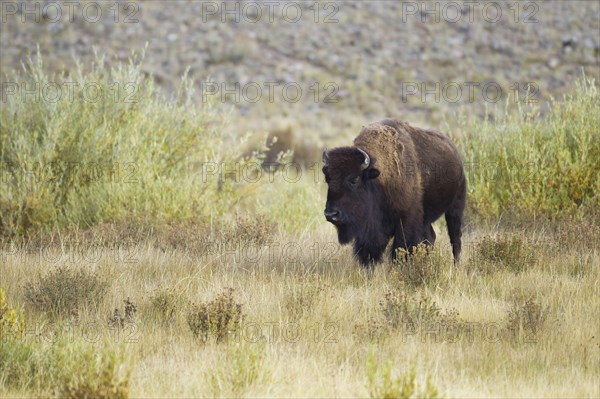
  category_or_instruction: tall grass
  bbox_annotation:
[0,337,131,397]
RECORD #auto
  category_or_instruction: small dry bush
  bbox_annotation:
[108,298,138,329]
[153,216,274,253]
[354,317,386,343]
[393,244,445,288]
[220,215,275,245]
[152,221,211,253]
[283,275,325,320]
[24,266,108,316]
[356,290,460,342]
[0,288,25,340]
[476,235,535,273]
[380,290,458,331]
[187,288,244,343]
[148,288,186,325]
[505,296,548,342]
[366,354,439,399]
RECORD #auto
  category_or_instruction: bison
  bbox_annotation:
[322,118,466,267]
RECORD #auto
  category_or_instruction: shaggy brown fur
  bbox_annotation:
[323,118,466,267]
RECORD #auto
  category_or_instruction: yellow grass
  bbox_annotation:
[1,222,598,398]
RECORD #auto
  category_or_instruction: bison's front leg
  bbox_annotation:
[391,218,424,261]
[353,242,386,269]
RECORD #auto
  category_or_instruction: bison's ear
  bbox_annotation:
[364,168,380,180]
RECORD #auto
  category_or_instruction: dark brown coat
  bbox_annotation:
[322,118,466,267]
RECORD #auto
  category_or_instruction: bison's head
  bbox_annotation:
[322,147,381,244]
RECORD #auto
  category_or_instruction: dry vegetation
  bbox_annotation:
[1,55,599,397]
[1,223,598,397]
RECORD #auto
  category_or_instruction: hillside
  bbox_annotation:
[2,0,598,146]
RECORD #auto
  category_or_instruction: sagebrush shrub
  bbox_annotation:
[506,297,547,341]
[354,317,386,342]
[187,288,244,343]
[108,297,138,329]
[284,275,325,320]
[24,266,108,316]
[148,288,185,325]
[393,243,445,288]
[221,215,275,244]
[380,290,458,331]
[476,235,535,273]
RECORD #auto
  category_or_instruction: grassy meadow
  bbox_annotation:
[1,58,599,398]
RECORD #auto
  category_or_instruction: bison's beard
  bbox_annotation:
[335,224,353,245]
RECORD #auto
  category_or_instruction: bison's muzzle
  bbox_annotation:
[324,208,341,223]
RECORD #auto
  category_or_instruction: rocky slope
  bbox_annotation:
[2,0,598,147]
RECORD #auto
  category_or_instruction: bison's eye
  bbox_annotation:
[348,176,360,187]
[322,167,330,183]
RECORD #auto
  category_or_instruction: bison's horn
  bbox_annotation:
[357,147,370,170]
[322,148,329,167]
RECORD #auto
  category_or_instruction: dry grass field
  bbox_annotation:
[1,219,599,397]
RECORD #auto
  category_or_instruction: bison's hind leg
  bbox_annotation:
[423,224,436,246]
[445,190,465,264]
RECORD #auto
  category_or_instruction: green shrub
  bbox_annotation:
[0,52,327,240]
[187,288,244,343]
[0,339,39,391]
[458,77,600,221]
[24,266,108,316]
[0,52,246,238]
[0,288,25,340]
